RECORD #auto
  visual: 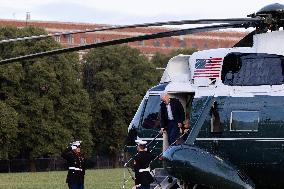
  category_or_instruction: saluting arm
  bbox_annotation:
[61,146,73,161]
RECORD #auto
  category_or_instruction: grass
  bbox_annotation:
[0,168,135,189]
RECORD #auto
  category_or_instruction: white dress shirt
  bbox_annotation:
[166,102,174,120]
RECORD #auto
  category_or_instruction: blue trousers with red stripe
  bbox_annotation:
[68,183,84,189]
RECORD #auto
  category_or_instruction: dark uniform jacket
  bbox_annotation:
[160,98,185,130]
[61,147,85,184]
[134,151,154,186]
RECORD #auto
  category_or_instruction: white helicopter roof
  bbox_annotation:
[155,30,284,97]
[254,30,284,56]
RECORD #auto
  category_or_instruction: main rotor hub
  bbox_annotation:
[257,3,284,14]
[249,3,284,31]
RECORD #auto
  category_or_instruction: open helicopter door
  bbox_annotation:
[137,91,194,149]
[164,82,196,144]
[125,82,195,157]
[125,51,194,154]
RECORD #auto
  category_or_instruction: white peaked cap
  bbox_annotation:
[135,139,147,145]
[71,141,82,146]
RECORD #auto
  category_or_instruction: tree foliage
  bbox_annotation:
[0,102,18,159]
[0,27,92,159]
[0,26,197,162]
[82,45,159,157]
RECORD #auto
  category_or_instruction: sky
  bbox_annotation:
[0,0,284,25]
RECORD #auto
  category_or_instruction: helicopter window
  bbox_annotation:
[141,95,161,129]
[230,111,259,132]
[222,53,284,86]
[210,101,221,133]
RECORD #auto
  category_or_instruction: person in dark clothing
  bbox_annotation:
[133,140,154,189]
[61,141,85,189]
[160,93,185,145]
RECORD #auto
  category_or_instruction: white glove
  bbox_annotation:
[71,145,77,150]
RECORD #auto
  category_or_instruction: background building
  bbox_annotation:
[0,19,247,58]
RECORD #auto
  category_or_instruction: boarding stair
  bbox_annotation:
[151,168,180,189]
[122,131,188,189]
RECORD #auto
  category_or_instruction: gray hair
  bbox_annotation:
[160,92,169,98]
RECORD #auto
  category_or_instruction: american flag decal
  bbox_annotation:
[193,58,222,78]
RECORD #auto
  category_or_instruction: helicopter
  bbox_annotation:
[126,3,284,189]
[1,2,284,189]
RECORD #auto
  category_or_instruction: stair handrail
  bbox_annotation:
[122,132,162,189]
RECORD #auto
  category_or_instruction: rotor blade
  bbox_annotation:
[0,23,250,65]
[0,18,260,44]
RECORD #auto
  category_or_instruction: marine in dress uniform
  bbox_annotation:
[133,140,154,189]
[61,141,85,189]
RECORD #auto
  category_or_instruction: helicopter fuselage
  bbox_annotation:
[126,30,284,189]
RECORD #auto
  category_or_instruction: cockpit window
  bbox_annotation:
[128,98,146,131]
[222,53,284,86]
[141,95,161,129]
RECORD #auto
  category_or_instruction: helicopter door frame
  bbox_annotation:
[168,92,195,131]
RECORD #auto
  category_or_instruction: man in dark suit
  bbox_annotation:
[160,93,185,145]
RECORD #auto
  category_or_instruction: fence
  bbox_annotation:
[0,156,124,173]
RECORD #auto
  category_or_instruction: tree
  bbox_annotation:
[82,45,159,161]
[0,102,18,159]
[0,27,92,163]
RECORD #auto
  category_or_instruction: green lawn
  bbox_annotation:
[0,168,134,189]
